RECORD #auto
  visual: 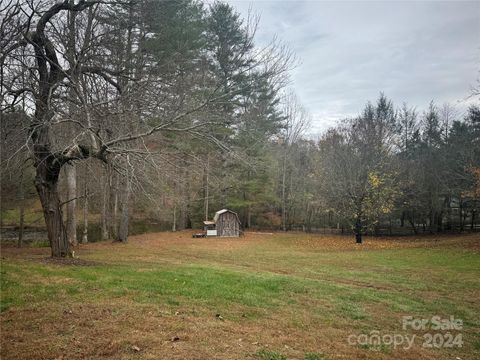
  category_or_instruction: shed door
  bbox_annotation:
[222,213,235,237]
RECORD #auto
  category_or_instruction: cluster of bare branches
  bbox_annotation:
[1,0,295,256]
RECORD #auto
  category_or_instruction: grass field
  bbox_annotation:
[1,231,479,359]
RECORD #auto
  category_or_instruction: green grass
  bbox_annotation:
[2,242,479,323]
[1,232,479,359]
[3,254,476,325]
[253,349,287,360]
[304,353,327,360]
[1,261,309,311]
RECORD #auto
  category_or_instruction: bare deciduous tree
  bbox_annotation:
[1,0,293,256]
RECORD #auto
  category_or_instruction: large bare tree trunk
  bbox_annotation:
[429,209,435,234]
[281,148,288,232]
[117,169,131,242]
[172,172,178,231]
[185,169,192,229]
[204,156,209,221]
[18,168,25,248]
[355,205,363,244]
[101,168,109,240]
[111,171,119,239]
[35,153,70,257]
[172,203,177,232]
[65,163,77,246]
[409,210,418,235]
[65,1,78,247]
[32,88,71,258]
[471,210,476,230]
[82,172,88,244]
[355,218,362,244]
[459,195,464,231]
[445,196,452,231]
[36,182,69,256]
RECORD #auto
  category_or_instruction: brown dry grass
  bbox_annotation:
[1,301,442,360]
[1,231,479,360]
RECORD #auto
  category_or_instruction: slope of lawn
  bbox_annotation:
[1,231,479,360]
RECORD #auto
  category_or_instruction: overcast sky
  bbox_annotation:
[226,0,480,134]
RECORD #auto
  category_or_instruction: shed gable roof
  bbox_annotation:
[213,209,241,224]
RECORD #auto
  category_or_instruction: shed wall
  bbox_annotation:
[217,212,240,237]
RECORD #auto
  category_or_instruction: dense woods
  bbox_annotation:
[1,0,479,256]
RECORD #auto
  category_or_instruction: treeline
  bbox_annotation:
[156,95,479,242]
[316,97,479,242]
[1,1,479,253]
[3,96,479,243]
[1,0,293,255]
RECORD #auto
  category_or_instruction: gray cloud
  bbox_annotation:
[227,0,480,134]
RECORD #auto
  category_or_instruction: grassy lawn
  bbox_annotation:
[1,232,479,359]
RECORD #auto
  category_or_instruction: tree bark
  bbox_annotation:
[204,156,209,221]
[35,159,70,257]
[436,211,443,233]
[459,195,464,231]
[112,172,119,238]
[355,218,362,244]
[445,196,452,231]
[172,203,177,232]
[185,167,192,229]
[354,201,363,243]
[281,147,288,232]
[82,174,88,244]
[65,163,77,246]
[429,210,435,234]
[408,211,418,235]
[64,1,78,246]
[305,203,312,233]
[471,210,476,231]
[101,168,109,240]
[117,169,131,242]
[18,168,25,248]
[172,170,178,232]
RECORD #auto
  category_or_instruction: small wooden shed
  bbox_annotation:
[214,209,241,237]
[203,209,241,237]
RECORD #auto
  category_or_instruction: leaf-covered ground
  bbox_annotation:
[1,231,479,359]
